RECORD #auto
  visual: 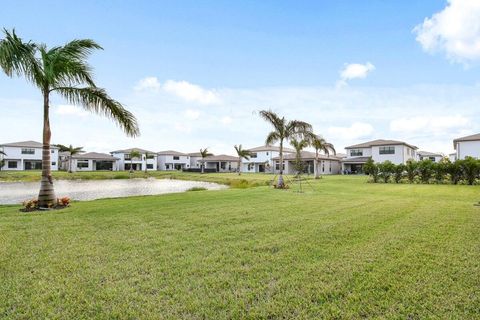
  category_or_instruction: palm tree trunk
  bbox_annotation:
[69,155,72,173]
[278,140,285,188]
[130,159,133,173]
[38,92,56,208]
[315,150,320,179]
[238,158,241,175]
[201,160,205,174]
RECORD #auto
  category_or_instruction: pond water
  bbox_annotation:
[0,178,227,205]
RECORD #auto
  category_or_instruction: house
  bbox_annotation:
[188,152,203,169]
[453,133,480,160]
[157,151,190,170]
[110,148,157,171]
[417,151,444,162]
[0,140,59,171]
[203,155,238,172]
[449,153,456,162]
[241,145,295,173]
[342,139,417,174]
[61,152,119,172]
[272,151,342,175]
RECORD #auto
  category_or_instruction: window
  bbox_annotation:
[429,157,436,162]
[8,161,17,168]
[266,152,269,156]
[173,156,180,160]
[250,153,257,158]
[51,150,55,153]
[21,148,35,155]
[77,160,89,168]
[51,162,56,166]
[147,164,154,169]
[220,162,226,170]
[124,154,131,160]
[350,149,363,156]
[275,161,285,170]
[379,146,395,155]
[146,154,154,159]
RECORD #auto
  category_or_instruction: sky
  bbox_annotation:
[1,0,480,155]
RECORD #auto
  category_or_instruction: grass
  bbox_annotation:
[1,175,480,318]
[0,170,275,188]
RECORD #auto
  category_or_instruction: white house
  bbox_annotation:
[188,152,203,169]
[241,145,295,173]
[342,139,417,174]
[203,155,238,172]
[453,133,480,160]
[0,140,59,171]
[272,151,342,175]
[417,151,444,162]
[110,148,157,171]
[157,151,190,170]
[62,152,119,172]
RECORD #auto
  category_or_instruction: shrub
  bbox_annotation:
[57,196,71,206]
[432,160,448,184]
[405,160,417,183]
[446,161,462,185]
[393,164,405,183]
[364,159,379,183]
[417,159,434,184]
[459,157,480,185]
[187,187,207,192]
[378,161,395,183]
[22,198,38,211]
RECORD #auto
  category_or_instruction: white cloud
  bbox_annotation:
[134,76,161,92]
[390,115,471,134]
[414,0,480,63]
[184,109,200,120]
[163,80,220,105]
[220,116,232,125]
[337,62,375,87]
[174,122,192,134]
[55,104,89,117]
[328,122,374,140]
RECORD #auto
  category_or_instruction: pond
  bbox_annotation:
[0,178,227,205]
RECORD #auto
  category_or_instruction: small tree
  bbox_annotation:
[405,160,418,183]
[56,144,84,173]
[290,138,309,175]
[432,159,448,184]
[234,145,252,175]
[307,134,335,179]
[417,159,433,184]
[446,160,462,185]
[199,148,213,174]
[459,157,480,185]
[128,150,142,173]
[393,163,405,183]
[363,158,379,183]
[378,161,395,183]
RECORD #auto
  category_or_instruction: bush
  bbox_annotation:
[187,187,207,192]
[378,161,395,183]
[364,159,379,183]
[417,159,434,184]
[405,160,417,183]
[459,157,480,185]
[393,164,405,183]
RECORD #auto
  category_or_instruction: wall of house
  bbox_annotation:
[158,155,190,170]
[345,147,372,158]
[283,159,341,175]
[456,141,480,159]
[112,152,157,171]
[189,156,202,168]
[205,161,238,172]
[242,150,278,173]
[371,145,405,164]
[0,146,58,171]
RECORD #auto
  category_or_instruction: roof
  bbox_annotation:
[72,152,119,161]
[273,151,341,161]
[204,154,238,162]
[187,152,202,157]
[111,148,156,154]
[418,150,443,157]
[247,145,296,153]
[345,139,417,150]
[0,140,59,149]
[453,133,480,149]
[157,150,187,156]
[341,156,372,164]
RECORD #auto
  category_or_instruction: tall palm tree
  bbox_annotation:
[259,109,312,188]
[308,134,336,179]
[0,150,6,171]
[199,148,213,174]
[0,30,139,207]
[290,138,309,175]
[56,144,84,173]
[234,144,252,175]
[128,150,142,173]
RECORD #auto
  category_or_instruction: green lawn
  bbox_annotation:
[1,175,479,318]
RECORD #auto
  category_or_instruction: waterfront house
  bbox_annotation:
[110,148,157,171]
[157,151,190,170]
[273,151,342,175]
[241,145,295,173]
[0,140,58,171]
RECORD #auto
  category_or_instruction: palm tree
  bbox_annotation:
[308,134,336,179]
[290,138,309,175]
[0,150,6,171]
[259,109,312,188]
[128,150,142,173]
[0,30,139,207]
[56,144,84,173]
[199,148,213,174]
[144,152,152,173]
[234,145,252,175]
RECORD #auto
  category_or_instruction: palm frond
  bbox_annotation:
[53,86,139,137]
[265,131,280,146]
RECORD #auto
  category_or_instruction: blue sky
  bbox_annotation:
[1,0,480,155]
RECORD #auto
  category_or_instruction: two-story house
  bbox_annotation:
[110,148,157,171]
[157,151,190,170]
[342,139,417,174]
[417,151,444,162]
[0,140,59,171]
[453,133,480,160]
[241,145,295,173]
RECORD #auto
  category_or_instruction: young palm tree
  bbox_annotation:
[199,148,213,174]
[234,144,252,175]
[128,150,142,173]
[56,144,84,173]
[290,138,309,175]
[259,109,312,188]
[308,134,336,179]
[0,30,139,207]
